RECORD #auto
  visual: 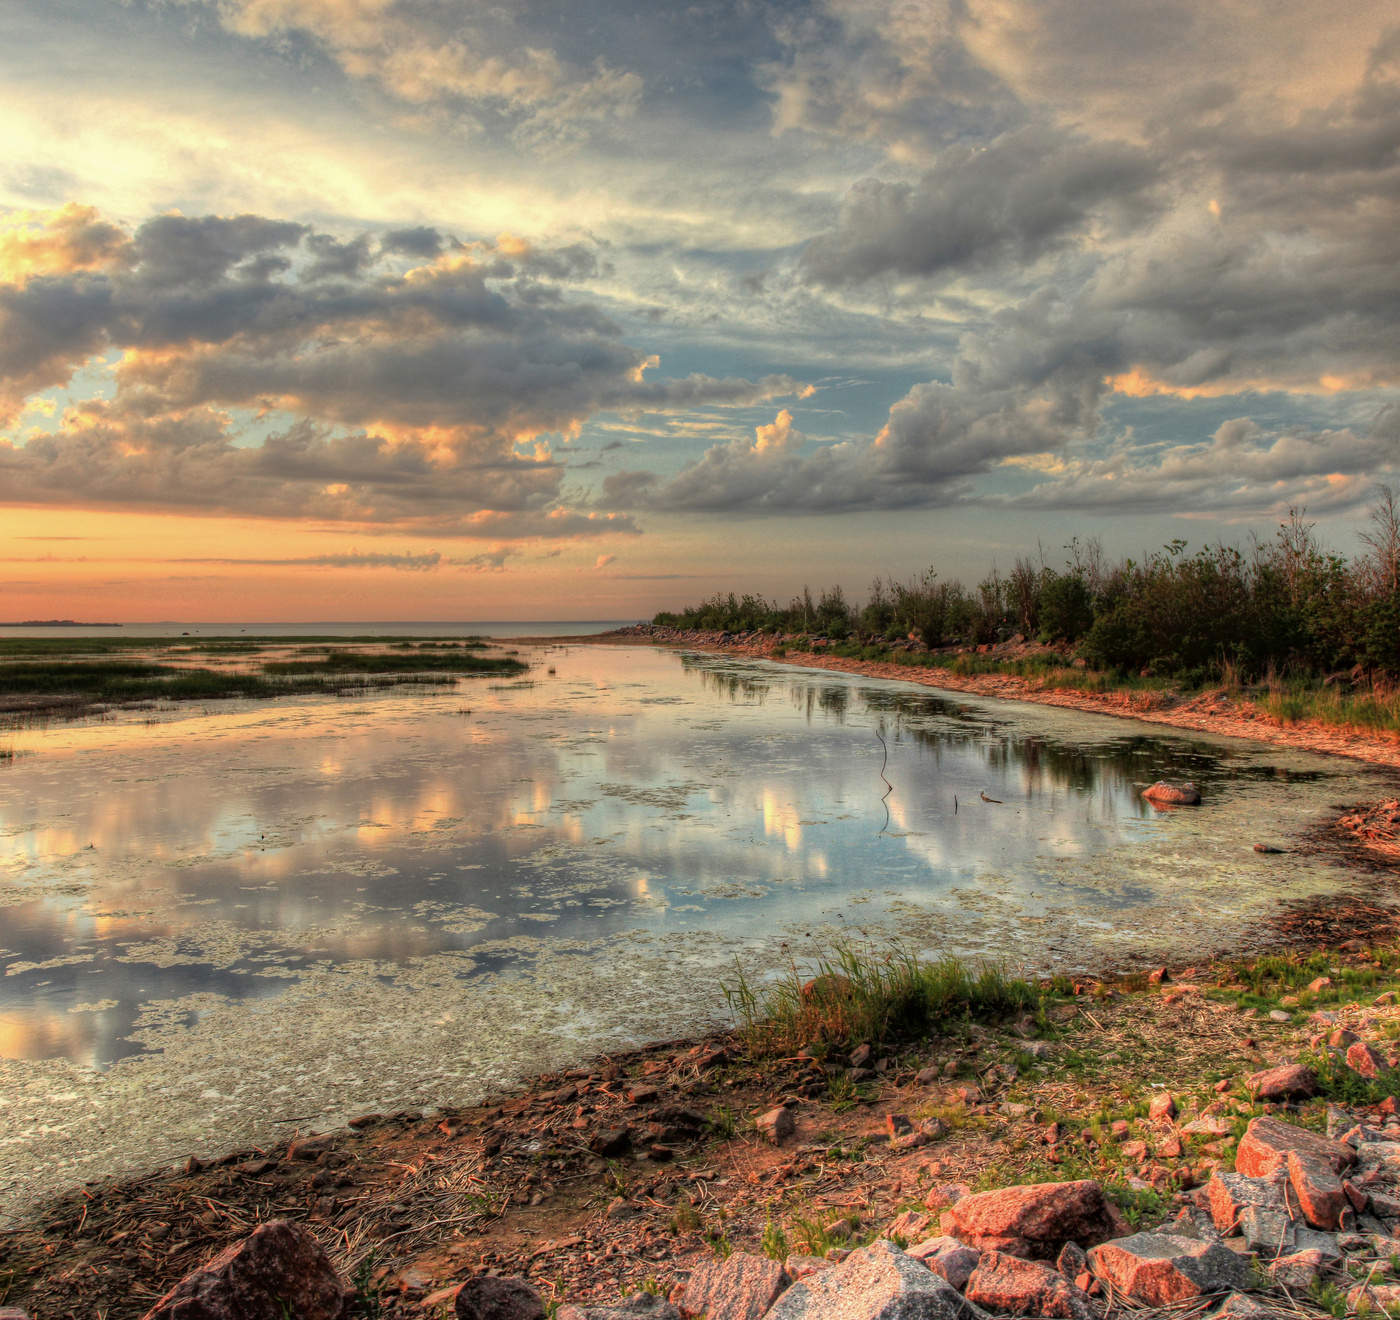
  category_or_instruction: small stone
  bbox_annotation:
[1213,1293,1278,1318]
[457,1277,546,1320]
[849,1043,873,1069]
[1237,1205,1296,1255]
[678,1253,790,1320]
[885,1211,934,1243]
[1246,1064,1317,1101]
[1268,1010,1291,1023]
[923,1183,971,1211]
[886,1114,913,1139]
[784,1257,831,1282]
[1181,1116,1232,1136]
[1291,1227,1341,1259]
[765,1240,974,1320]
[1348,1040,1388,1079]
[1086,1233,1249,1306]
[914,1067,941,1086]
[1348,1284,1400,1315]
[141,1220,352,1320]
[558,1294,681,1320]
[1268,1248,1325,1291]
[1288,1148,1347,1230]
[1055,1243,1088,1278]
[1206,1170,1287,1234]
[965,1250,1094,1319]
[757,1107,795,1145]
[942,1179,1126,1260]
[1158,1137,1184,1159]
[287,1133,335,1161]
[907,1236,981,1291]
[1110,1120,1131,1139]
[590,1127,633,1157]
[1236,1116,1354,1179]
[1121,1139,1149,1161]
[1307,977,1334,994]
[1149,1093,1178,1122]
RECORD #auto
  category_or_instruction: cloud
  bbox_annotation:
[0,206,805,531]
[594,553,615,569]
[1005,408,1400,515]
[173,550,443,570]
[801,125,1161,285]
[451,547,513,572]
[0,203,128,281]
[185,0,643,146]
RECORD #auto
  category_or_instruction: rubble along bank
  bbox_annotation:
[548,626,1400,770]
[11,916,1400,1319]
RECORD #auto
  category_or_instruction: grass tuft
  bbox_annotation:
[724,942,1041,1056]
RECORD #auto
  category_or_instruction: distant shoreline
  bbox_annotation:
[0,620,122,627]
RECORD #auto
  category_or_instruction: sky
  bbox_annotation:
[0,0,1397,622]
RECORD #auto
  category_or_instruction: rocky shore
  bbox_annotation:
[10,932,1400,1319]
[576,625,1400,770]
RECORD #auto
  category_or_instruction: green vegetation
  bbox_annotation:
[724,942,1042,1056]
[655,491,1400,719]
[262,650,523,675]
[0,638,526,720]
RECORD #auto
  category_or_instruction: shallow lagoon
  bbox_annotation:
[0,644,1394,1218]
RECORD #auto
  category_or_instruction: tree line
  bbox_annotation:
[652,490,1400,684]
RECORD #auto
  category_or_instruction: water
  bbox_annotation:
[0,644,1394,1219]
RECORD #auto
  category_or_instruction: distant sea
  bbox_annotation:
[0,620,638,639]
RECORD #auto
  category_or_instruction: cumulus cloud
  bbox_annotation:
[0,206,804,531]
[1006,408,1400,515]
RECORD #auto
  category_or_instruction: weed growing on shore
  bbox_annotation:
[724,942,1042,1056]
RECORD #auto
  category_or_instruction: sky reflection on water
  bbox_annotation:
[1,646,1388,1074]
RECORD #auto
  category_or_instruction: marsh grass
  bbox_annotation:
[0,638,524,720]
[0,658,461,717]
[261,651,524,675]
[1259,675,1400,735]
[724,942,1042,1056]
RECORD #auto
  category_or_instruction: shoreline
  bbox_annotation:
[7,638,1400,1316]
[531,626,1400,770]
[9,912,1400,1319]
